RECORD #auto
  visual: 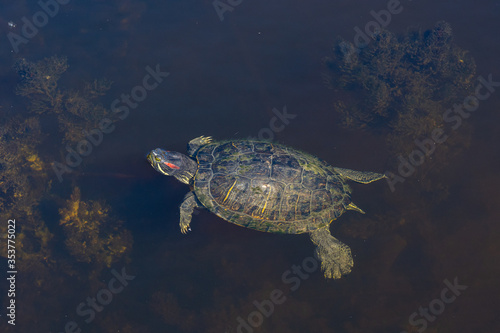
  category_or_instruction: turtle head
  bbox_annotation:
[147,148,197,184]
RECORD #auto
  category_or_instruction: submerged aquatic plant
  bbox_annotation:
[14,56,113,145]
[325,21,475,132]
[59,187,132,267]
[0,55,134,331]
[7,55,132,271]
[323,21,476,198]
[0,116,45,211]
[14,56,68,113]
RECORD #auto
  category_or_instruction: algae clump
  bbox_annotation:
[59,187,132,268]
[323,21,476,199]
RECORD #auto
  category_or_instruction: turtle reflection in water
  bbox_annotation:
[147,136,385,279]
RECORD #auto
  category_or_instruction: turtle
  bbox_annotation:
[147,136,385,279]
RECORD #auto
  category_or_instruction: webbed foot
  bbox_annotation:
[179,191,202,234]
[310,227,353,279]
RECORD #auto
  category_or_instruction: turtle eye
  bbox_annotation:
[155,156,160,162]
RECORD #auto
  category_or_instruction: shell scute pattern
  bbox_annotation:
[193,140,349,233]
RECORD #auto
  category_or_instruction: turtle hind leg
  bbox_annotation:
[187,136,213,156]
[309,227,353,279]
[179,191,203,234]
[334,167,386,184]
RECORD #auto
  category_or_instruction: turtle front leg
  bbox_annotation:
[179,191,202,234]
[187,136,213,156]
[309,227,353,279]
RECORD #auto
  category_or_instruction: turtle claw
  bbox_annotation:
[198,136,212,144]
[180,225,191,234]
[188,136,213,156]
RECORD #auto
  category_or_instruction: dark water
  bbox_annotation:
[0,0,499,332]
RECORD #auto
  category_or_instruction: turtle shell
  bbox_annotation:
[192,140,352,234]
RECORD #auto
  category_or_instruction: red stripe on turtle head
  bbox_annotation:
[164,162,180,169]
